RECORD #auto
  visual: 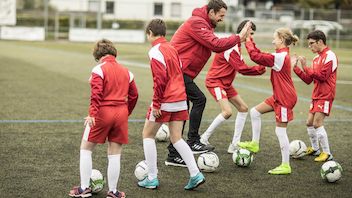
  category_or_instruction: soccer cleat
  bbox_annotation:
[227,143,238,154]
[237,141,260,153]
[68,186,92,198]
[306,146,321,156]
[106,191,126,198]
[184,172,205,190]
[165,156,187,167]
[268,163,292,175]
[314,152,333,162]
[189,141,215,154]
[138,177,159,189]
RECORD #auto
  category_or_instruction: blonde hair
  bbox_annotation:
[275,28,299,46]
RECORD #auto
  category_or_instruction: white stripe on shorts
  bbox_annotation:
[281,107,288,122]
[324,101,330,114]
[83,124,91,141]
[214,87,222,101]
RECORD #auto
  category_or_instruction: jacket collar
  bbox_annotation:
[152,37,167,47]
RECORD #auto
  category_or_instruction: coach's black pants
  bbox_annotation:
[167,74,206,157]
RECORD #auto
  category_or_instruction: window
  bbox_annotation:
[88,0,99,12]
[154,3,163,16]
[105,1,115,14]
[171,3,181,17]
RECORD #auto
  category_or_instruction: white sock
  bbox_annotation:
[108,154,121,193]
[275,127,290,164]
[250,108,261,142]
[173,139,199,177]
[143,138,158,180]
[232,112,248,145]
[307,126,319,150]
[80,149,92,189]
[316,126,331,154]
[202,114,226,140]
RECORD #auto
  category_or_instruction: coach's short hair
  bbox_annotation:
[307,30,327,45]
[207,0,227,13]
[93,39,117,62]
[145,19,166,37]
[237,20,256,34]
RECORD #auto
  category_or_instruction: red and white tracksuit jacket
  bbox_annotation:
[89,55,138,117]
[171,5,241,79]
[148,37,187,112]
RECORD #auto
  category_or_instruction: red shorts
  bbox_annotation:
[82,105,129,144]
[265,96,294,123]
[310,99,333,116]
[146,107,189,122]
[207,86,238,101]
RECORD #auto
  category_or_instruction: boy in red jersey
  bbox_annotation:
[138,19,205,190]
[238,28,299,175]
[200,20,266,153]
[69,39,138,198]
[292,30,338,162]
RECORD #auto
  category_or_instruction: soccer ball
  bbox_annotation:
[90,169,105,193]
[134,160,149,181]
[320,161,343,183]
[197,152,219,172]
[155,124,170,142]
[232,149,254,167]
[289,140,307,158]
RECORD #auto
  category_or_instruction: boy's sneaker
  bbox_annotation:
[306,146,321,156]
[227,143,238,154]
[138,177,159,189]
[106,191,126,198]
[165,156,187,167]
[268,163,292,175]
[314,152,333,162]
[237,141,260,153]
[184,172,205,190]
[69,186,92,198]
[189,141,215,154]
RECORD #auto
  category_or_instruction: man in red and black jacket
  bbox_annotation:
[165,0,251,167]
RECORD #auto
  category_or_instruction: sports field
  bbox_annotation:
[0,40,351,197]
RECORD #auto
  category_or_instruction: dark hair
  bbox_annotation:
[207,0,227,13]
[145,19,166,37]
[93,39,117,62]
[237,20,256,34]
[307,30,326,45]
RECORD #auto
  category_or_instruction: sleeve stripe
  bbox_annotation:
[91,62,105,79]
[128,71,134,83]
[271,52,287,71]
[148,44,166,68]
[325,50,338,72]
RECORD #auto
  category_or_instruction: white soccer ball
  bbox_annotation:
[90,169,105,193]
[232,149,254,167]
[289,140,307,158]
[197,152,219,172]
[134,160,149,181]
[155,124,170,142]
[320,161,343,183]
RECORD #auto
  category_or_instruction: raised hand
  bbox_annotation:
[239,21,252,42]
[291,54,299,67]
[298,56,307,69]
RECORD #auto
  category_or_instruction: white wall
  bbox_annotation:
[69,28,145,43]
[1,26,45,41]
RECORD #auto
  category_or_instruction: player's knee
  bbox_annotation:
[195,94,207,106]
[306,120,313,127]
[250,107,260,118]
[222,109,232,119]
[238,105,248,113]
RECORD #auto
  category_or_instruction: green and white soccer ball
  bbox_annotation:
[320,161,343,183]
[134,160,149,181]
[155,124,170,142]
[289,140,307,159]
[90,169,105,193]
[197,152,219,172]
[232,149,254,167]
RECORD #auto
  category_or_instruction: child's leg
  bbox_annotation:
[80,140,97,190]
[107,142,122,193]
